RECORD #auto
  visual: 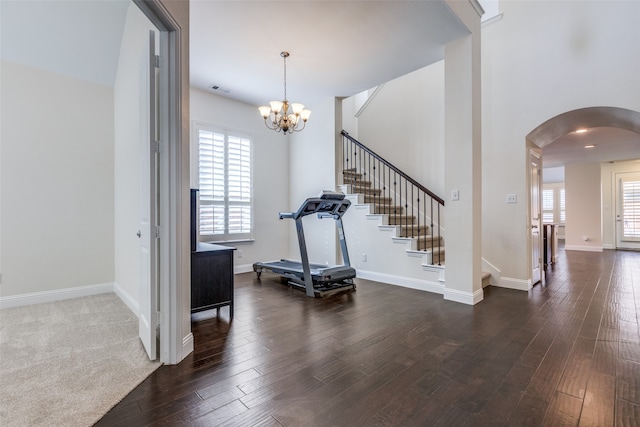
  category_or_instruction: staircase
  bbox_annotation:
[340,131,445,265]
[341,169,445,262]
[339,130,492,296]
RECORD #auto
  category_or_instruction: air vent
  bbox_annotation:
[210,85,230,94]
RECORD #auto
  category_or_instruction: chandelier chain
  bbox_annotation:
[283,54,287,101]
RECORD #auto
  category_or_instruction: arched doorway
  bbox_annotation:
[526,107,640,275]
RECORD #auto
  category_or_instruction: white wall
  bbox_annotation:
[345,1,640,290]
[481,0,640,283]
[288,97,339,264]
[113,3,157,312]
[354,62,446,198]
[564,163,602,251]
[0,60,115,297]
[189,88,291,271]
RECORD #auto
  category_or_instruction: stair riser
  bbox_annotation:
[351,187,381,195]
[343,178,371,187]
[399,228,434,237]
[372,206,404,215]
[423,247,445,262]
[387,216,416,225]
[363,195,392,204]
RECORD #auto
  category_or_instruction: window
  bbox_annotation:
[195,123,253,242]
[542,184,565,224]
[622,179,640,239]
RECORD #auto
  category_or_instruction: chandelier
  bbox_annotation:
[258,52,311,134]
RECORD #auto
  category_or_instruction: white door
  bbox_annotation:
[530,152,541,284]
[139,30,159,361]
[616,172,640,250]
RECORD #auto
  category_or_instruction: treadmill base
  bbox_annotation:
[286,278,356,298]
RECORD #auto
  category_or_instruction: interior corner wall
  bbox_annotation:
[481,0,640,283]
[288,97,338,264]
[355,62,446,198]
[189,88,290,270]
[0,60,115,297]
[564,162,602,251]
[113,2,157,311]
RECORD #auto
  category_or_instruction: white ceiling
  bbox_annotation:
[188,1,468,107]
[543,127,640,168]
[2,0,639,170]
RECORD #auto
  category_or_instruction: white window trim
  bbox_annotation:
[193,121,254,243]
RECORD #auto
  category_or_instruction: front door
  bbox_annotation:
[138,30,159,361]
[530,151,541,285]
[616,172,640,250]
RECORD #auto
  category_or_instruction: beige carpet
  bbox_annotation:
[0,293,161,426]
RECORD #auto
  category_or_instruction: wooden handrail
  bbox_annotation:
[341,131,445,206]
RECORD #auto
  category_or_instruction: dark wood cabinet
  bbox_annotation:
[191,242,235,318]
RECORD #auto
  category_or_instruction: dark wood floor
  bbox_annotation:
[97,248,640,426]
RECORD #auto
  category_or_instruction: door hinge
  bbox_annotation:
[156,311,163,325]
[154,226,161,239]
[153,139,161,153]
[154,55,160,69]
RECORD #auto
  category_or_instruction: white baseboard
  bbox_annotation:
[0,282,115,310]
[181,332,194,361]
[494,277,531,291]
[356,269,444,295]
[234,263,254,274]
[443,287,484,305]
[564,245,603,252]
[114,283,140,317]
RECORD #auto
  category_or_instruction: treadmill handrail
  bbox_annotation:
[281,197,351,220]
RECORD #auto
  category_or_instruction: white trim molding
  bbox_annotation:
[356,270,444,295]
[114,283,140,317]
[444,287,484,305]
[235,263,254,274]
[181,332,194,361]
[495,277,532,291]
[0,282,114,310]
[564,245,603,252]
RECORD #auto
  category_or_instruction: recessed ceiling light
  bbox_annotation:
[584,144,596,149]
[574,128,589,134]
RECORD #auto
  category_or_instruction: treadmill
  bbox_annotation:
[253,191,356,297]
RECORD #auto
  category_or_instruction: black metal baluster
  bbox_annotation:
[431,199,434,264]
[437,203,441,265]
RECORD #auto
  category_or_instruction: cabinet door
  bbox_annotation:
[191,251,233,310]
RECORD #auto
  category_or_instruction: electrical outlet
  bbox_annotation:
[506,194,517,204]
[236,249,243,259]
[361,254,367,262]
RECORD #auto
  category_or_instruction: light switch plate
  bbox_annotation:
[506,194,517,204]
[451,190,460,201]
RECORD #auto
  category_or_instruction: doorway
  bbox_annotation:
[615,172,640,250]
[529,150,542,285]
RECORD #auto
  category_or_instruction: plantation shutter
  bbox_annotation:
[622,180,640,240]
[196,124,253,241]
[542,189,554,223]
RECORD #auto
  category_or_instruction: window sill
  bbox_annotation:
[199,238,255,245]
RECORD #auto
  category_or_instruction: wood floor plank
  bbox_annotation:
[579,371,616,427]
[615,398,640,427]
[97,248,640,427]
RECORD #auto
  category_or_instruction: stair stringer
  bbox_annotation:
[341,193,445,295]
